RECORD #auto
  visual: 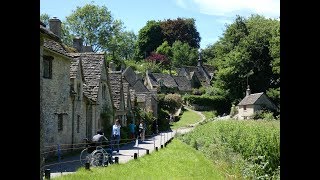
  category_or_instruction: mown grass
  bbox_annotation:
[54,139,224,180]
[170,108,202,130]
[178,119,280,179]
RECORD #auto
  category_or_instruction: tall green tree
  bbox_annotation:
[135,20,164,60]
[171,41,198,67]
[160,18,201,48]
[65,4,116,52]
[206,15,280,107]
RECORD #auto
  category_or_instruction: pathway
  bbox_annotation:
[44,107,206,179]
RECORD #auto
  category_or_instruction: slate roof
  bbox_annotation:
[109,71,123,110]
[68,52,105,101]
[70,58,80,79]
[122,67,137,86]
[40,22,60,41]
[132,80,149,93]
[148,73,178,88]
[238,92,264,105]
[173,76,192,91]
[177,64,214,82]
[44,39,69,57]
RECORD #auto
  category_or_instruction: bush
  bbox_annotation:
[163,93,182,114]
[253,110,275,120]
[183,94,231,115]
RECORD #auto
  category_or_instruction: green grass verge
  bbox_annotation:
[170,109,202,130]
[199,111,216,120]
[54,139,224,180]
[178,119,280,179]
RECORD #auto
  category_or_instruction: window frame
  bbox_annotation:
[43,55,53,79]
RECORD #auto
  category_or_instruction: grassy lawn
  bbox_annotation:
[54,139,224,180]
[170,109,202,129]
[200,111,216,120]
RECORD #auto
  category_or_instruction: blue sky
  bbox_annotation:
[40,0,279,49]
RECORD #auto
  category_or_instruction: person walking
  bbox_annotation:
[111,119,121,154]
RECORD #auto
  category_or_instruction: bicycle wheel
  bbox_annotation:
[91,150,107,167]
[80,148,90,166]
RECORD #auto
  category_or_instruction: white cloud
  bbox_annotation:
[176,0,280,18]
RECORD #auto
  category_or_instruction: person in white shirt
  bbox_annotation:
[111,119,121,153]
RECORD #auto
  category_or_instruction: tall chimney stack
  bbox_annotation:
[49,17,61,39]
[246,85,251,96]
[73,37,83,53]
[109,61,116,72]
[197,50,203,67]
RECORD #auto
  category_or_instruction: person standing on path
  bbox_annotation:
[128,120,136,142]
[138,120,145,142]
[111,119,121,153]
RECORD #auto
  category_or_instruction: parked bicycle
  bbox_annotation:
[80,138,113,167]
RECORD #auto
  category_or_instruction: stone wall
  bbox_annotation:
[42,49,72,156]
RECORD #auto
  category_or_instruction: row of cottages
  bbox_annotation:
[144,55,214,94]
[40,18,115,157]
[236,86,278,119]
[40,18,156,158]
[122,66,158,120]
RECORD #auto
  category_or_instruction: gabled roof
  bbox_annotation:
[108,71,123,110]
[122,67,137,86]
[69,52,105,101]
[132,80,149,93]
[173,76,192,91]
[177,64,214,82]
[238,92,264,105]
[44,39,69,57]
[148,73,178,88]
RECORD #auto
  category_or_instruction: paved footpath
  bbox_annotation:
[45,107,205,179]
[46,131,176,178]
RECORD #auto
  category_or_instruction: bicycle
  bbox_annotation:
[80,138,112,167]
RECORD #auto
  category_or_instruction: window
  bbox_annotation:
[58,114,63,131]
[77,115,80,133]
[243,105,247,110]
[43,55,53,79]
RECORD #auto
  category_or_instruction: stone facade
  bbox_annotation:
[42,42,72,155]
[237,88,278,119]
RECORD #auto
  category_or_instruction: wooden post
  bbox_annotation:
[161,145,163,149]
[115,157,119,164]
[156,147,158,151]
[134,153,138,159]
[146,149,149,154]
[85,162,90,170]
[44,169,50,179]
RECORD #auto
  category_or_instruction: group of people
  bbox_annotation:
[91,118,158,155]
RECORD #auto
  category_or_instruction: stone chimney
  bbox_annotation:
[83,46,93,52]
[109,61,116,72]
[49,17,61,38]
[73,37,83,53]
[197,50,203,67]
[246,85,251,96]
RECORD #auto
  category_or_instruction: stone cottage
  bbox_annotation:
[237,86,278,119]
[41,18,73,155]
[69,51,114,138]
[122,67,158,118]
[176,54,214,87]
[108,61,128,126]
[40,20,61,178]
